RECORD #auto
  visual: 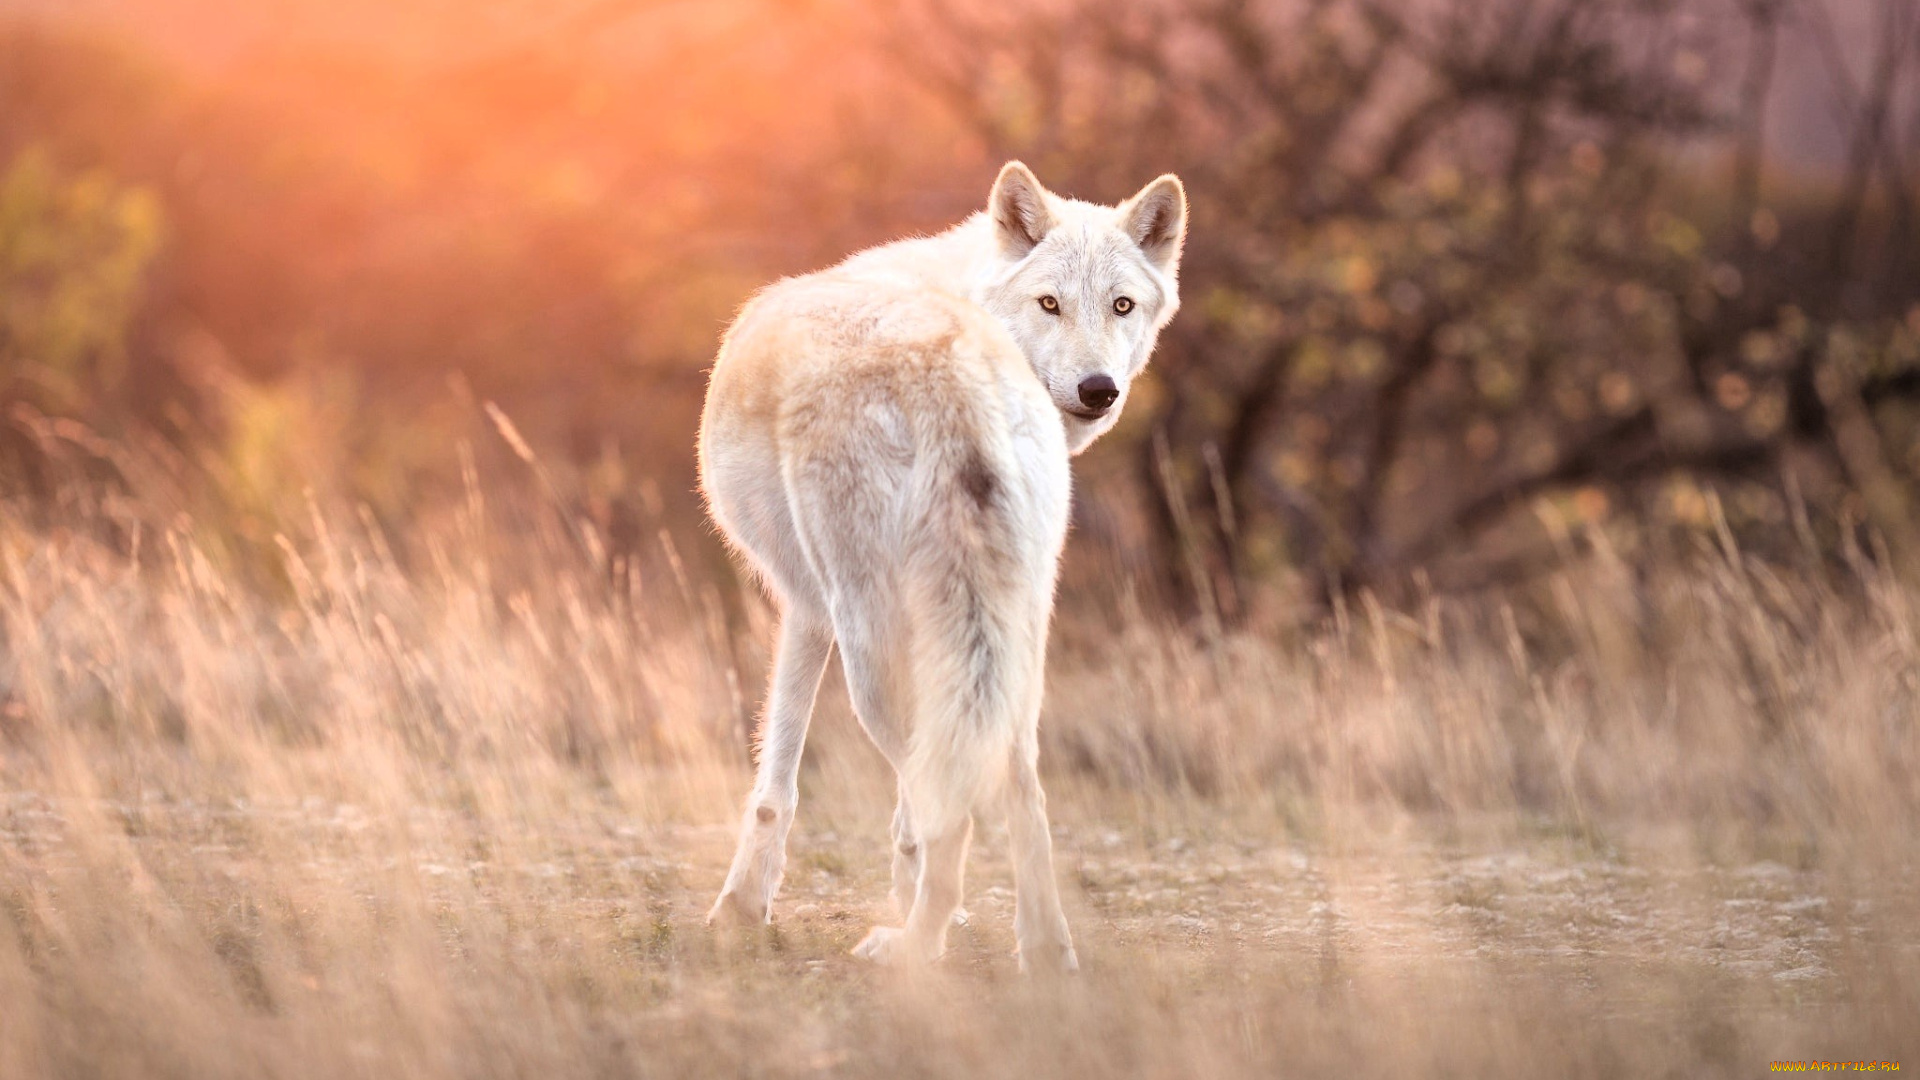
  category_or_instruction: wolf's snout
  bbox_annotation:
[1077,375,1119,413]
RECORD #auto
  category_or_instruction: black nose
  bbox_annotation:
[1077,374,1120,412]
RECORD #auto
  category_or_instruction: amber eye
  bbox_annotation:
[1113,296,1135,315]
[1038,295,1060,313]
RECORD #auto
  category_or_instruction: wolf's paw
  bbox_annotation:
[851,926,920,966]
[705,889,769,930]
[1017,940,1080,976]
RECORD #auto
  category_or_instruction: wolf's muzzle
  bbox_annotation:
[1077,374,1119,414]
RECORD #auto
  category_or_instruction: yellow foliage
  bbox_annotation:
[0,148,163,413]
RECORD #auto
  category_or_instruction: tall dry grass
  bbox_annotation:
[1,455,1917,1077]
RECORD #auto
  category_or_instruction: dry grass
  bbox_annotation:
[2,477,1917,1078]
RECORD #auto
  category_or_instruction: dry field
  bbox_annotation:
[2,480,1917,1078]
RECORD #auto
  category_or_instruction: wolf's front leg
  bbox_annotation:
[708,615,833,927]
[854,814,972,965]
[888,782,919,918]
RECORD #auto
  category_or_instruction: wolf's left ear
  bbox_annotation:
[989,161,1055,257]
[1119,174,1186,273]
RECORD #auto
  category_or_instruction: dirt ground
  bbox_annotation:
[6,780,1911,1079]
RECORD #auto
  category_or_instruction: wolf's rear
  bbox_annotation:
[778,315,1055,843]
[893,407,1049,840]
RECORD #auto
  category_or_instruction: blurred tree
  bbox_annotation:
[887,0,1920,616]
[0,148,162,417]
[0,146,164,508]
[3,0,1919,620]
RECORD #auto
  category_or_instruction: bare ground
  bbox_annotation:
[4,503,1918,1076]
[5,779,1913,1079]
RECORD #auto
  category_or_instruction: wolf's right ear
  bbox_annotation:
[1119,174,1187,274]
[988,161,1055,257]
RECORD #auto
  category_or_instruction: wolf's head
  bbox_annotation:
[975,161,1186,455]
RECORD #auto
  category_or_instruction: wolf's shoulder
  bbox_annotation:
[733,244,1005,359]
[740,216,990,306]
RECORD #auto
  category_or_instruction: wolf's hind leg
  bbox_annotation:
[1007,749,1077,972]
[709,613,833,927]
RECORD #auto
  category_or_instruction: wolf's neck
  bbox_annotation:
[836,213,1007,304]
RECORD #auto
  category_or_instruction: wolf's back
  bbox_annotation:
[711,272,1064,837]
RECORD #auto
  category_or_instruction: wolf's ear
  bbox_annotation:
[1119,174,1186,273]
[988,161,1055,257]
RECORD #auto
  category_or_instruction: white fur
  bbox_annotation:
[698,162,1186,971]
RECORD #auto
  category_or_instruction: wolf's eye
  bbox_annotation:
[1038,295,1060,313]
[1113,296,1135,315]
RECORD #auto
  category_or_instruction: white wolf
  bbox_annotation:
[698,161,1186,970]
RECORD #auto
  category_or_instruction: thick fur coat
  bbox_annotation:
[699,162,1186,970]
